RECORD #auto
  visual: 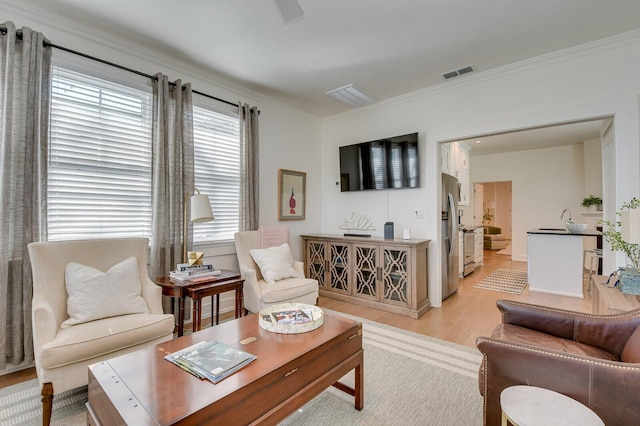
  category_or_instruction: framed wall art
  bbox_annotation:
[278,169,306,220]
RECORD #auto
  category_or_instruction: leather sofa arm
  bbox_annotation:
[496,300,579,339]
[497,300,640,355]
[476,336,640,426]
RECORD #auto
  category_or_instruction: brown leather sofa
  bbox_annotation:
[476,300,640,426]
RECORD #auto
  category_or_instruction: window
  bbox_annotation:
[48,66,153,240]
[48,65,241,243]
[193,106,240,243]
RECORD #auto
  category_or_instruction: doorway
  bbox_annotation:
[478,181,513,257]
[479,181,512,238]
[442,116,610,263]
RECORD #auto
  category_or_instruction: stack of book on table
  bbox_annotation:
[165,340,256,383]
[169,262,221,283]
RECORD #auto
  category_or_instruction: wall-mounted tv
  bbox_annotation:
[339,132,419,192]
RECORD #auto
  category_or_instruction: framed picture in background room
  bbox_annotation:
[278,169,306,220]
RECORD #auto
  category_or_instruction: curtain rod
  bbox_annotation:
[1,25,250,112]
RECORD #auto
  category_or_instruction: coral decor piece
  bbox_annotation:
[338,212,376,237]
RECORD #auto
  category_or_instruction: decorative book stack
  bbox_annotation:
[169,262,221,283]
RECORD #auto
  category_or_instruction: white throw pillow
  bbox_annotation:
[61,256,149,328]
[249,243,300,284]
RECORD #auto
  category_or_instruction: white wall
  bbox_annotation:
[583,138,603,197]
[322,32,640,307]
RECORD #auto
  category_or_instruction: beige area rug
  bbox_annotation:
[474,268,528,294]
[0,313,483,426]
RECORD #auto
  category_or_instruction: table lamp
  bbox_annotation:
[183,186,214,263]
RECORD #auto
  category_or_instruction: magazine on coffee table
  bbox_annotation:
[165,340,256,383]
[269,308,314,325]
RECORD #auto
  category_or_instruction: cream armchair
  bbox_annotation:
[28,238,174,425]
[234,231,318,313]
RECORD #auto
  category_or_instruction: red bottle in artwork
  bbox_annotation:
[289,188,296,214]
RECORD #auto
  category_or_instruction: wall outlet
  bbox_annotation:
[413,208,424,218]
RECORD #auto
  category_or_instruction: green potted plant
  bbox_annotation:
[482,212,493,226]
[581,195,603,211]
[599,197,640,294]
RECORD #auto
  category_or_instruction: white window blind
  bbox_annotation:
[48,66,153,240]
[192,107,240,242]
[48,65,240,244]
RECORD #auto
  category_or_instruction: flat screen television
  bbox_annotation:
[339,132,419,192]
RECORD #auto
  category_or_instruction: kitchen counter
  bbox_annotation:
[527,229,599,298]
[528,228,601,236]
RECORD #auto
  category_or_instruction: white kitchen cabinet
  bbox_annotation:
[474,228,484,265]
[440,144,450,174]
[449,142,471,205]
[458,168,470,206]
[458,145,470,170]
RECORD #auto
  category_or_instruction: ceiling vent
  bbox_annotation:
[325,84,376,108]
[441,65,476,80]
[274,0,304,23]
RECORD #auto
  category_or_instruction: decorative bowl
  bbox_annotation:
[566,222,588,234]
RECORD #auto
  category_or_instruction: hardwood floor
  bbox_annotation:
[0,250,592,389]
[319,248,592,348]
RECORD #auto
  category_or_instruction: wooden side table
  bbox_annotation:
[155,270,244,336]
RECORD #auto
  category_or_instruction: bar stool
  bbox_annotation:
[584,248,603,290]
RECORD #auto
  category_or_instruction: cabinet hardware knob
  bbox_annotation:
[284,368,298,377]
[348,333,359,340]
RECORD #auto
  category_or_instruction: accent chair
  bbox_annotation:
[234,230,318,313]
[28,238,175,425]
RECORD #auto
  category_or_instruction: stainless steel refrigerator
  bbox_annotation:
[441,173,460,299]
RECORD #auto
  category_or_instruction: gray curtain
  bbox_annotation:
[239,103,259,231]
[149,73,194,288]
[0,22,51,370]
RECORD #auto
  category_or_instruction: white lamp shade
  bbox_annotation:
[190,194,214,223]
[621,209,640,244]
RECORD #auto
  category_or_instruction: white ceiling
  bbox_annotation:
[17,0,640,118]
[458,119,606,157]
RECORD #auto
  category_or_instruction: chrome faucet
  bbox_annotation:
[561,209,573,222]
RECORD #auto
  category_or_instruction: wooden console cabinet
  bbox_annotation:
[591,274,640,314]
[301,234,430,319]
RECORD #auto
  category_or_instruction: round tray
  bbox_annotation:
[259,303,324,334]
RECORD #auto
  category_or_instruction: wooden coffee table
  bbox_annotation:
[86,313,363,425]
